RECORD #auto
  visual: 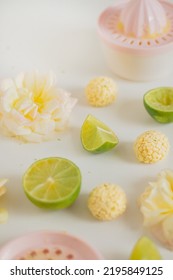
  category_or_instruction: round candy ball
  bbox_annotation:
[134,130,170,164]
[87,183,127,221]
[85,77,117,107]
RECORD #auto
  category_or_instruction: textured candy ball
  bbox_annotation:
[85,77,117,107]
[134,130,170,164]
[88,183,127,221]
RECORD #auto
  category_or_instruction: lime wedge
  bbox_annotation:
[144,87,173,123]
[81,114,118,153]
[23,157,81,209]
[130,236,162,260]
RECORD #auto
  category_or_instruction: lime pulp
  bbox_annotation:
[23,157,81,209]
[130,236,162,260]
[144,87,173,123]
[80,114,118,153]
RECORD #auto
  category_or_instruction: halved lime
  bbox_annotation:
[23,157,81,209]
[144,87,173,123]
[81,114,118,153]
[130,236,162,260]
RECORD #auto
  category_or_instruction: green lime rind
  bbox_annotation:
[89,141,117,154]
[23,157,81,209]
[130,236,162,260]
[144,87,173,123]
[81,114,119,153]
[24,185,81,209]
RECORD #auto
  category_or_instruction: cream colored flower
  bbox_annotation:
[0,208,8,224]
[162,215,173,247]
[0,178,7,197]
[0,71,77,142]
[0,178,8,224]
[139,170,173,227]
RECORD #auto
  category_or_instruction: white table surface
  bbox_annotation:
[0,0,173,260]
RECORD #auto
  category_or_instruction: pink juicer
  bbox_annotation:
[0,231,103,260]
[98,0,173,81]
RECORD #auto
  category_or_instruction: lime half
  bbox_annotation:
[23,157,81,209]
[130,236,162,260]
[144,87,173,123]
[81,114,118,153]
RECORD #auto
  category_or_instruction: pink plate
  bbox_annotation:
[0,231,103,260]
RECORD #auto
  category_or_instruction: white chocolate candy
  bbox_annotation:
[134,130,169,163]
[85,77,117,107]
[88,183,127,221]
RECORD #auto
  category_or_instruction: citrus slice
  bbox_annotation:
[23,157,81,209]
[144,87,173,123]
[81,114,118,153]
[130,236,162,260]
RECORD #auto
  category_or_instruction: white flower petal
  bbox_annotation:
[162,215,173,247]
[25,105,38,119]
[158,169,173,189]
[53,90,77,118]
[15,72,25,88]
[11,109,29,124]
[14,96,38,120]
[42,99,60,114]
[0,186,7,197]
[0,79,14,92]
[23,72,36,91]
[14,96,33,111]
[24,72,49,100]
[3,117,31,135]
[22,132,48,143]
[0,208,8,223]
[0,178,8,188]
[31,119,55,135]
[1,88,18,112]
[44,71,57,90]
[140,170,173,227]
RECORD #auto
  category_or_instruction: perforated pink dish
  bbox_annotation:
[98,0,173,81]
[98,0,173,55]
[119,0,168,39]
[0,231,103,260]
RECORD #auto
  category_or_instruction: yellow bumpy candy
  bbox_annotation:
[134,130,169,163]
[85,77,117,107]
[88,183,127,221]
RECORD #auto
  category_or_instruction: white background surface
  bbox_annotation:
[0,0,173,260]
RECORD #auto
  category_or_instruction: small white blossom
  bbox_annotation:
[0,71,77,142]
[140,170,173,227]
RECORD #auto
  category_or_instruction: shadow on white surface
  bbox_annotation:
[4,176,42,217]
[116,98,153,126]
[115,141,137,164]
[70,86,87,107]
[68,193,93,222]
[29,27,108,76]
